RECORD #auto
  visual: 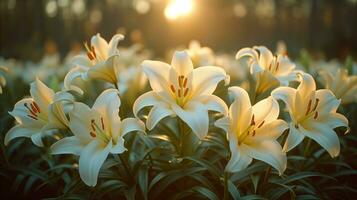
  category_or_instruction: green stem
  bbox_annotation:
[223,171,229,200]
[178,118,186,156]
[304,138,312,157]
[118,154,134,183]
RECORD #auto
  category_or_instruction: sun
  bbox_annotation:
[164,0,194,20]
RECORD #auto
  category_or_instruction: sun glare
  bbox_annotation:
[164,0,194,20]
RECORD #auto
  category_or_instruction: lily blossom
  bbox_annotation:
[187,40,216,66]
[236,46,298,88]
[5,79,74,147]
[51,89,145,186]
[64,33,124,94]
[319,68,357,104]
[215,87,288,174]
[133,51,229,139]
[272,73,349,157]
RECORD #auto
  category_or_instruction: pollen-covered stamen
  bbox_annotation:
[251,115,255,126]
[171,74,190,106]
[275,62,280,72]
[32,102,41,113]
[170,85,176,93]
[312,98,320,111]
[24,102,38,120]
[305,99,312,116]
[90,131,97,137]
[184,88,189,97]
[252,130,256,136]
[257,120,265,128]
[314,112,319,119]
[84,42,97,61]
[100,117,105,130]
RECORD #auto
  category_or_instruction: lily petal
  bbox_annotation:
[315,89,341,114]
[142,60,171,93]
[252,96,280,124]
[214,117,230,134]
[194,95,228,115]
[317,113,348,129]
[4,126,39,145]
[110,137,127,154]
[253,46,273,69]
[133,91,161,117]
[91,33,109,60]
[79,139,112,186]
[51,136,84,155]
[235,47,259,61]
[303,122,340,158]
[191,66,228,97]
[92,89,120,119]
[171,51,193,76]
[253,119,288,141]
[172,102,209,139]
[120,118,145,136]
[146,103,175,130]
[272,86,296,115]
[108,34,124,57]
[246,140,287,175]
[283,124,305,152]
[69,102,98,142]
[225,136,252,172]
[63,65,87,95]
[30,78,55,116]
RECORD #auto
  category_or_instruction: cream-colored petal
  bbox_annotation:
[133,91,162,117]
[31,132,44,147]
[4,125,40,145]
[253,46,273,69]
[92,89,120,120]
[272,86,296,116]
[252,119,288,141]
[303,122,340,158]
[245,140,287,175]
[146,103,175,130]
[91,33,109,60]
[282,124,305,152]
[235,47,259,62]
[141,60,171,93]
[79,139,112,186]
[171,51,193,76]
[225,136,252,172]
[120,118,145,136]
[108,34,124,57]
[315,89,341,115]
[87,58,117,84]
[228,87,252,133]
[296,73,316,101]
[317,113,348,129]
[252,96,280,124]
[63,65,87,95]
[51,136,85,155]
[172,102,209,139]
[69,102,98,142]
[110,137,127,154]
[9,98,46,127]
[30,78,55,117]
[214,117,230,134]
[194,95,228,115]
[191,66,228,97]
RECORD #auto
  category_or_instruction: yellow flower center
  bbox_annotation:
[237,114,265,145]
[295,98,320,129]
[24,101,42,121]
[170,75,190,107]
[89,117,113,144]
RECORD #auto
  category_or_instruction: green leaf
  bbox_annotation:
[191,186,220,200]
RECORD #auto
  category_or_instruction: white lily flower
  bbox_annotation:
[51,89,145,186]
[64,33,124,94]
[236,46,298,87]
[133,50,229,139]
[272,73,349,157]
[0,66,8,94]
[5,79,74,147]
[319,68,357,104]
[215,86,288,174]
[187,40,216,66]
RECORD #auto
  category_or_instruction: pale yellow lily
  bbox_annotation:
[51,89,145,186]
[5,79,73,147]
[215,86,288,174]
[272,73,349,157]
[64,33,124,94]
[134,51,229,139]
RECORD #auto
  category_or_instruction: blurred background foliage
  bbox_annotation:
[1,0,357,61]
